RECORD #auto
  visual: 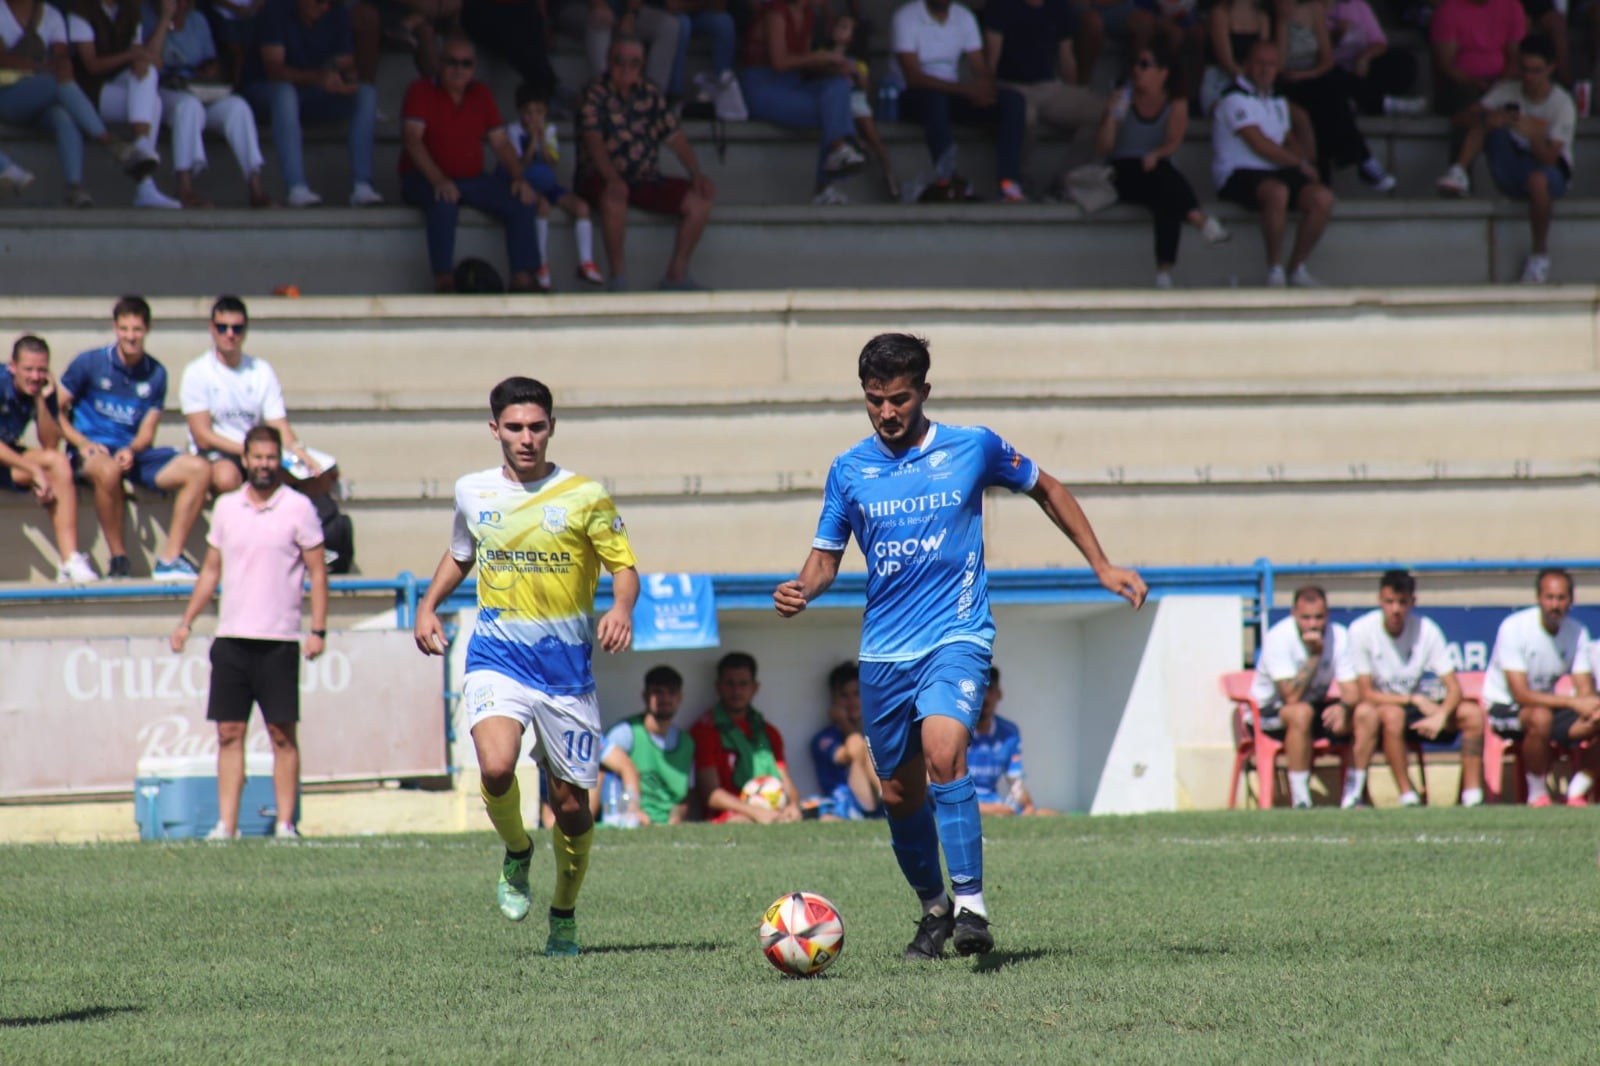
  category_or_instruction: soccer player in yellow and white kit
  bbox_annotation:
[414,376,638,956]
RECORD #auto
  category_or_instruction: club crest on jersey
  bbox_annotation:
[135,382,152,398]
[927,450,950,468]
[610,515,625,533]
[959,678,977,698]
[542,505,567,534]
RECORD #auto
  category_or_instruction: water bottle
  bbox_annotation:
[601,783,621,827]
[615,788,639,829]
[877,82,899,123]
[542,121,561,165]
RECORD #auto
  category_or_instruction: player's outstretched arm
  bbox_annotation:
[1026,471,1147,609]
[596,566,639,654]
[414,551,474,655]
[774,548,844,617]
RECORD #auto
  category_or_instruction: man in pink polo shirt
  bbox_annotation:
[172,423,328,840]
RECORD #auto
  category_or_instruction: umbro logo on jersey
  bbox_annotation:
[861,466,881,479]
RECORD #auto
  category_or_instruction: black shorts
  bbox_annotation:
[1260,698,1344,740]
[207,637,301,725]
[1219,166,1314,211]
[200,449,246,480]
[1404,703,1461,745]
[1488,702,1582,743]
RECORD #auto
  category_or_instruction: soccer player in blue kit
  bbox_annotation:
[773,334,1147,960]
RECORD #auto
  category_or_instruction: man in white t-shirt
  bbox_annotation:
[1211,39,1336,287]
[892,0,1028,201]
[1348,570,1486,808]
[1481,567,1600,807]
[179,295,336,496]
[1436,33,1574,284]
[1249,584,1367,809]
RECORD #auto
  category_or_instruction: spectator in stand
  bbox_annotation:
[1429,0,1524,153]
[201,0,264,87]
[461,0,557,100]
[1436,33,1573,284]
[1348,569,1486,808]
[983,0,1104,177]
[739,0,863,204]
[970,667,1056,816]
[825,12,898,199]
[690,651,805,824]
[1201,0,1269,115]
[0,335,98,584]
[1212,39,1335,287]
[507,82,605,291]
[1249,584,1367,808]
[180,295,338,497]
[399,35,543,293]
[1095,42,1229,289]
[1481,568,1600,807]
[67,0,186,206]
[576,34,716,291]
[2,0,159,204]
[1129,0,1203,98]
[650,0,736,107]
[244,0,383,208]
[57,296,211,581]
[596,664,696,824]
[144,0,271,206]
[556,0,680,95]
[1326,0,1421,116]
[809,661,883,821]
[1274,0,1395,190]
[892,0,1026,201]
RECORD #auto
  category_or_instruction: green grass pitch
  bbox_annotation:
[4,809,1597,1064]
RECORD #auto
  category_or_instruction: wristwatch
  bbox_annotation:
[311,629,327,638]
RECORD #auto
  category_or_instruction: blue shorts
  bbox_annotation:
[521,161,569,203]
[1485,128,1570,200]
[0,447,29,492]
[826,781,884,820]
[858,642,992,777]
[72,445,181,491]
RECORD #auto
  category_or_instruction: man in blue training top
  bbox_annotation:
[810,661,883,821]
[57,296,212,581]
[969,666,1055,817]
[773,332,1145,960]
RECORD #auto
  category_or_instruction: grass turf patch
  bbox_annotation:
[2,808,1596,1064]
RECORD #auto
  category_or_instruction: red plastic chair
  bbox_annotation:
[1223,670,1350,809]
[1478,673,1598,804]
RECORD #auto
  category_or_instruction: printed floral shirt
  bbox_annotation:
[575,75,680,183]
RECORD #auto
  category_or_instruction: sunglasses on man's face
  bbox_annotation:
[212,322,246,335]
[443,56,475,68]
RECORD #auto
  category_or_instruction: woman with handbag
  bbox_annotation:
[1095,42,1228,288]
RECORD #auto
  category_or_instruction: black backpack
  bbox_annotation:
[313,493,355,574]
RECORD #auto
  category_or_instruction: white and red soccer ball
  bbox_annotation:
[740,774,786,811]
[759,892,845,977]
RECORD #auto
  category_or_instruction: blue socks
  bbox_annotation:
[928,775,983,898]
[886,798,946,903]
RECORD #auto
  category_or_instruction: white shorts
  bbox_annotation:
[462,670,602,788]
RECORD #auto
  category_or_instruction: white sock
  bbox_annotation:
[1461,787,1484,807]
[1569,771,1593,799]
[1526,773,1548,800]
[922,894,951,918]
[953,890,987,919]
[575,217,594,263]
[1341,769,1366,806]
[1288,771,1312,807]
[1398,790,1421,806]
[535,217,549,268]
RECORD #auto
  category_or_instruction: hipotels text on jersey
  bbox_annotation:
[860,489,963,519]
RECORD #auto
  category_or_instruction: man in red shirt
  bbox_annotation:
[400,35,543,292]
[690,652,804,823]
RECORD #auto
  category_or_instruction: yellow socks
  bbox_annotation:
[549,822,594,911]
[481,777,533,854]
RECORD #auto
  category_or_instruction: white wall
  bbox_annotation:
[448,594,1243,813]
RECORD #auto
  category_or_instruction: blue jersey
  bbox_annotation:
[813,422,1039,662]
[969,715,1025,805]
[0,369,55,449]
[810,724,851,794]
[60,345,168,451]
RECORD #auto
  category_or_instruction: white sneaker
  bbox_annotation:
[0,163,36,196]
[1288,263,1322,288]
[1398,790,1423,807]
[204,823,240,841]
[287,184,323,208]
[1266,264,1287,288]
[275,822,301,839]
[1359,162,1397,194]
[1436,164,1470,198]
[132,177,182,209]
[712,70,748,122]
[1383,95,1427,117]
[1154,270,1174,290]
[1520,254,1550,284]
[823,141,867,175]
[1200,215,1230,245]
[56,552,99,584]
[812,184,849,206]
[349,181,384,207]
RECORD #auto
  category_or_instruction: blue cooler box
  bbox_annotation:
[135,755,291,840]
